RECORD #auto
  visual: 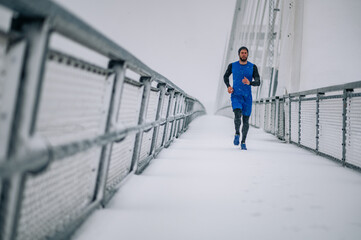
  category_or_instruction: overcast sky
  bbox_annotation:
[53,0,236,112]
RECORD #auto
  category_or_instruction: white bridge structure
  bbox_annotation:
[0,1,361,240]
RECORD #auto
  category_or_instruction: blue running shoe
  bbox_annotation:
[233,135,240,145]
[241,143,247,150]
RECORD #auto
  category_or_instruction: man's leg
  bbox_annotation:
[233,108,242,145]
[233,108,242,135]
[241,115,250,144]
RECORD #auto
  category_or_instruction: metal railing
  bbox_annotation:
[249,81,361,171]
[0,1,206,240]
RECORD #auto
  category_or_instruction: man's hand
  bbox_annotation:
[242,77,250,85]
[227,86,234,94]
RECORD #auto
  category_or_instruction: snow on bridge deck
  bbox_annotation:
[73,115,361,240]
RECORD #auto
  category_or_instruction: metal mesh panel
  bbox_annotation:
[267,102,272,132]
[139,129,154,163]
[290,100,299,143]
[166,122,173,143]
[172,97,178,116]
[16,147,102,240]
[284,99,290,140]
[300,100,317,149]
[253,102,257,127]
[181,99,186,114]
[106,134,136,191]
[106,82,142,190]
[259,103,265,129]
[263,103,268,131]
[179,119,184,132]
[175,98,181,115]
[116,82,143,127]
[270,101,276,134]
[264,102,270,132]
[255,103,260,127]
[136,90,159,165]
[146,90,159,123]
[277,100,285,139]
[164,96,177,142]
[161,95,170,119]
[170,96,176,116]
[345,96,361,167]
[318,98,343,160]
[35,58,113,146]
[175,97,181,114]
[156,125,165,149]
[250,102,255,125]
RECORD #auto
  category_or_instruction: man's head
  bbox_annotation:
[238,46,248,62]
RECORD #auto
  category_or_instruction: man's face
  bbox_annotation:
[239,50,248,62]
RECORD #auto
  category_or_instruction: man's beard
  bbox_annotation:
[240,57,247,62]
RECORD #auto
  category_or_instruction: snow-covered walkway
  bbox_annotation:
[73,115,361,240]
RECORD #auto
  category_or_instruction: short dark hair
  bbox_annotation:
[238,46,249,55]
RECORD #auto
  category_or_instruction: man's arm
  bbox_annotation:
[223,63,232,88]
[251,65,261,86]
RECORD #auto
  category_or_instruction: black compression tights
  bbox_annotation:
[233,108,250,143]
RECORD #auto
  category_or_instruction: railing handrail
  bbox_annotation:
[252,80,361,102]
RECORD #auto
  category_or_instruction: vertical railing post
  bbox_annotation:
[342,89,353,166]
[273,98,277,135]
[96,60,126,205]
[176,94,184,138]
[275,97,279,136]
[184,98,191,131]
[316,92,324,153]
[258,100,261,128]
[173,94,180,138]
[0,20,51,240]
[263,99,267,130]
[181,95,186,133]
[257,100,260,128]
[253,101,257,127]
[0,38,26,240]
[280,98,285,140]
[298,95,303,145]
[163,89,175,147]
[184,99,192,130]
[150,83,167,156]
[169,92,180,142]
[288,94,292,143]
[181,98,189,132]
[132,76,152,174]
[264,99,267,130]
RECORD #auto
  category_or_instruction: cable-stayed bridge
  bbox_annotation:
[0,1,361,240]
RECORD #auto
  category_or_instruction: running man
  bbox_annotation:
[223,46,260,150]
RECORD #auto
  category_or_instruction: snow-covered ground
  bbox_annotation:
[73,115,361,240]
